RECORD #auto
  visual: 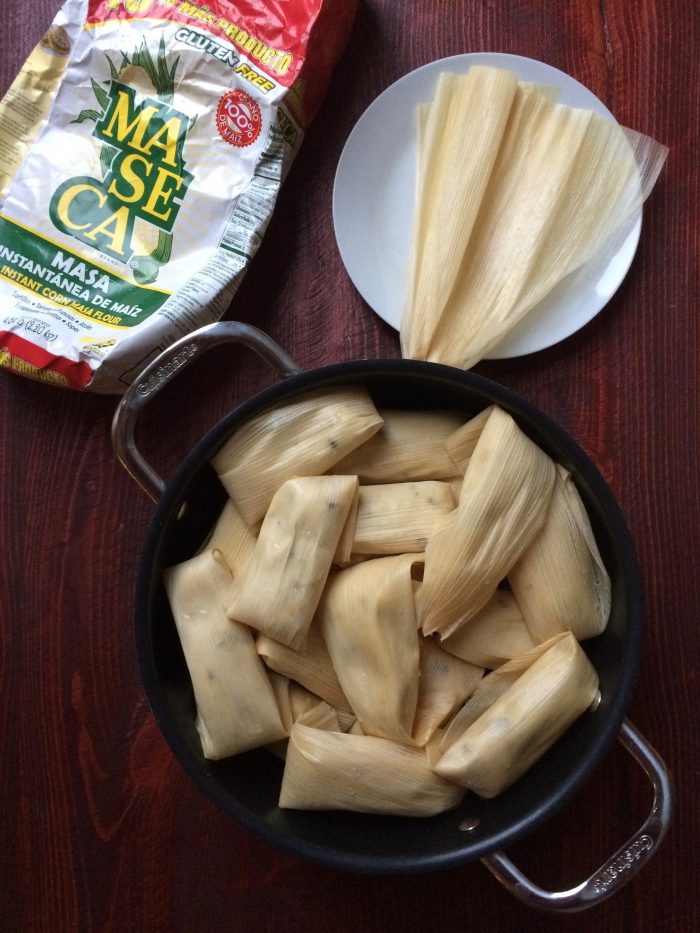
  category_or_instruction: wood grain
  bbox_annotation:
[1,1,698,930]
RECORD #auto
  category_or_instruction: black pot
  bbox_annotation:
[112,322,672,912]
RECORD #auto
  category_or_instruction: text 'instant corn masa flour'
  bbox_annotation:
[0,0,357,392]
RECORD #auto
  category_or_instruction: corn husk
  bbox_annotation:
[435,633,599,797]
[352,481,455,556]
[265,676,343,760]
[441,588,535,668]
[199,498,255,576]
[164,550,286,760]
[332,483,360,567]
[279,724,464,816]
[418,407,556,638]
[328,408,465,482]
[318,553,423,742]
[257,621,351,713]
[227,475,359,648]
[401,66,669,370]
[412,636,484,746]
[211,386,383,526]
[402,66,519,358]
[509,464,612,641]
[445,406,494,474]
[439,634,568,751]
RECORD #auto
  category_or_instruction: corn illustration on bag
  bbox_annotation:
[0,0,357,392]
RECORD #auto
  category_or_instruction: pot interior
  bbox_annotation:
[136,359,642,873]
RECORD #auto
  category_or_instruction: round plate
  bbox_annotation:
[332,52,641,360]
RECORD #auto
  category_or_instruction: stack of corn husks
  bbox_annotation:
[401,65,668,369]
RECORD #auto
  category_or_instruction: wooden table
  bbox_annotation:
[1,1,697,930]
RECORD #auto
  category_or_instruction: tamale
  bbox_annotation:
[227,475,359,648]
[418,406,556,638]
[439,633,568,751]
[412,636,484,746]
[164,549,286,760]
[435,633,599,797]
[509,464,611,641]
[328,408,465,482]
[318,553,423,742]
[256,622,351,713]
[199,497,255,577]
[280,724,464,816]
[441,588,535,668]
[445,406,494,474]
[352,481,455,555]
[264,678,342,760]
[211,386,383,525]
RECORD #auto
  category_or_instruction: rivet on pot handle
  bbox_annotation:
[481,719,673,913]
[111,321,301,502]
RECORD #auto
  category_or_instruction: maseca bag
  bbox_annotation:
[0,0,356,392]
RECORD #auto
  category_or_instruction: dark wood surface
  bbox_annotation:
[1,1,697,930]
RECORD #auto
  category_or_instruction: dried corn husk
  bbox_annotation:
[279,724,464,816]
[328,408,465,482]
[318,553,423,742]
[257,623,351,713]
[402,66,519,358]
[227,475,359,648]
[412,636,484,746]
[441,588,535,668]
[401,66,669,370]
[211,387,383,525]
[418,407,556,638]
[509,464,612,641]
[352,481,455,555]
[164,550,286,760]
[435,633,599,797]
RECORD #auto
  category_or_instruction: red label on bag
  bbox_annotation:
[216,89,262,147]
[0,332,93,389]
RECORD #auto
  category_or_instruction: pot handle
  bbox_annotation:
[111,321,301,502]
[480,718,673,913]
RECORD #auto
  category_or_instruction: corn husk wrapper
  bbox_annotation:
[265,676,343,760]
[164,550,286,760]
[279,724,464,816]
[418,407,556,638]
[257,622,351,713]
[328,408,465,482]
[227,475,359,648]
[439,634,568,751]
[332,483,360,566]
[445,406,494,474]
[199,498,256,576]
[441,589,535,668]
[211,387,383,525]
[435,633,599,797]
[352,481,455,556]
[412,636,484,746]
[401,66,669,370]
[509,465,612,641]
[318,554,423,742]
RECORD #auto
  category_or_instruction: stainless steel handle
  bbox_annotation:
[111,321,301,502]
[481,718,673,912]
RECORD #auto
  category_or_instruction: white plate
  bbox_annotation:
[332,52,641,360]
